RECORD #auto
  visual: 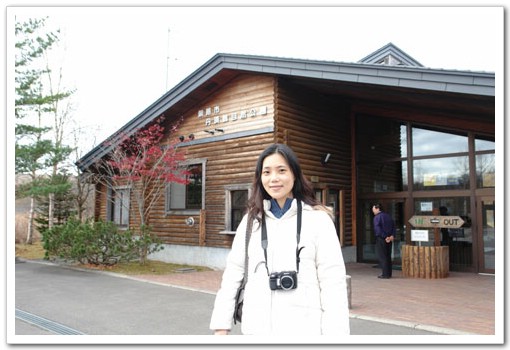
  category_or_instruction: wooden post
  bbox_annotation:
[432,208,441,246]
[199,209,206,246]
[412,245,419,276]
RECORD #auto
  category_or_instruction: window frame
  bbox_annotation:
[107,185,131,229]
[221,184,251,235]
[165,158,207,215]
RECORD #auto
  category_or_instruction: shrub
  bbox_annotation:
[42,218,164,266]
[134,224,165,265]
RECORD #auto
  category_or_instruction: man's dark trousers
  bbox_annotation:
[376,236,393,277]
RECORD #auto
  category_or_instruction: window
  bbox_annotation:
[475,137,495,188]
[411,127,470,191]
[107,186,130,227]
[166,160,205,213]
[412,127,468,156]
[223,184,250,234]
[230,190,248,231]
[413,156,470,190]
[475,138,495,151]
[476,154,495,188]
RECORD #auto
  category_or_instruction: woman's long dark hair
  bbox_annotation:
[246,143,322,222]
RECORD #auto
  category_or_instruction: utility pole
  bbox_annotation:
[165,28,170,91]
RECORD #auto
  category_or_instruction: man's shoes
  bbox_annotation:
[378,275,391,279]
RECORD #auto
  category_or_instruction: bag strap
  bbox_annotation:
[240,214,253,287]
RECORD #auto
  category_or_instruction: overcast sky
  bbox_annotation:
[8,5,504,157]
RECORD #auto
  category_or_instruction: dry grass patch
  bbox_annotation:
[83,260,211,275]
[15,241,45,260]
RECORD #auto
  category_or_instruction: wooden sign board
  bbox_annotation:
[408,215,465,228]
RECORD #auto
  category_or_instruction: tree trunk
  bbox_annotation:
[26,196,35,245]
[48,192,54,229]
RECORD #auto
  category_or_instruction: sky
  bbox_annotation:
[7,5,504,159]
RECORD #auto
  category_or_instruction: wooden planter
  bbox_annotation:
[401,245,449,279]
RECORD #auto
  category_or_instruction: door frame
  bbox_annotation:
[476,195,495,274]
[356,198,406,266]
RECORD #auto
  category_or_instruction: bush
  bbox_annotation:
[135,224,165,265]
[42,218,164,266]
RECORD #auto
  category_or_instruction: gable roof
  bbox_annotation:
[77,47,495,171]
[358,42,424,67]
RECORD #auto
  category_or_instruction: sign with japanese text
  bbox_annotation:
[411,229,429,242]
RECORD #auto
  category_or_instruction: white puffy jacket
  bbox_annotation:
[210,199,350,336]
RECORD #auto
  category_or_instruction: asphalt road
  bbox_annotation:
[13,260,440,342]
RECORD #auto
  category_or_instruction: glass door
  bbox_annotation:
[359,199,405,266]
[478,196,495,273]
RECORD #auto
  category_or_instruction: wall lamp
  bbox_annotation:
[214,128,224,133]
[180,134,196,142]
[321,153,331,166]
[185,217,195,226]
[204,130,215,135]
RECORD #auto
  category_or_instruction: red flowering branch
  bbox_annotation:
[94,116,189,228]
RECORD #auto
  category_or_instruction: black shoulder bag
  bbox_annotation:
[233,214,252,324]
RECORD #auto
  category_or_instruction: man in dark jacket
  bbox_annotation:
[372,203,395,279]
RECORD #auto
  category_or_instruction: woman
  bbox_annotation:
[210,143,350,336]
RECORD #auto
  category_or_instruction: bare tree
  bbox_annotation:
[70,122,96,222]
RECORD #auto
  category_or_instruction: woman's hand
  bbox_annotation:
[214,329,230,335]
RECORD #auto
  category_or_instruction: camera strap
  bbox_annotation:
[261,200,304,275]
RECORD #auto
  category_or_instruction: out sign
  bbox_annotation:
[408,215,465,228]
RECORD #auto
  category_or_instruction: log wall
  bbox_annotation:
[94,73,356,249]
[274,78,353,245]
[146,74,275,248]
[163,74,275,146]
[150,134,275,248]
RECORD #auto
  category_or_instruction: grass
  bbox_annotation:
[15,241,211,275]
[15,241,46,260]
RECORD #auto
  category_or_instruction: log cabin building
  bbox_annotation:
[77,43,495,274]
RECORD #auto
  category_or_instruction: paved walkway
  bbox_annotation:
[131,262,497,335]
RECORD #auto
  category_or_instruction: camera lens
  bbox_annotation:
[280,275,294,290]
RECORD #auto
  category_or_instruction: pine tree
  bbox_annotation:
[15,17,74,243]
[34,173,75,235]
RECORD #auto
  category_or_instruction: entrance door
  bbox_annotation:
[477,196,495,273]
[327,189,343,243]
[359,199,405,266]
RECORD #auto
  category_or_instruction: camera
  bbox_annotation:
[269,271,298,291]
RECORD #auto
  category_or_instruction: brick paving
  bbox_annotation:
[132,262,496,335]
[344,263,496,335]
